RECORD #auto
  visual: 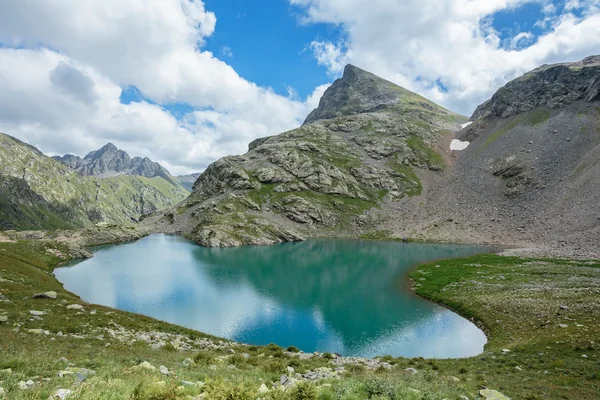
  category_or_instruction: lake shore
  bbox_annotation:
[0,230,598,399]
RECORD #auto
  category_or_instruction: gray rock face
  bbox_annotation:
[473,55,600,120]
[53,143,179,186]
[305,64,405,124]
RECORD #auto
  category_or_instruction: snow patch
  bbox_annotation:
[450,139,470,151]
[460,121,473,129]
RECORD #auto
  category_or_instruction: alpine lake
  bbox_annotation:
[55,234,493,358]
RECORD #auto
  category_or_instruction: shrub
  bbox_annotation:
[193,351,213,365]
[289,381,318,400]
[203,379,255,400]
[323,353,334,360]
[263,360,286,373]
[287,346,300,353]
[362,378,397,400]
[161,342,177,352]
[131,382,179,400]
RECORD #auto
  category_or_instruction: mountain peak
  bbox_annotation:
[100,142,118,151]
[303,64,435,125]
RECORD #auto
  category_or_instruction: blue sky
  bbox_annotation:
[0,0,599,173]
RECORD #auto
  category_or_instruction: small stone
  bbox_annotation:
[182,358,194,367]
[404,367,418,375]
[76,372,86,382]
[502,349,510,354]
[582,354,588,358]
[228,349,235,354]
[159,365,169,375]
[181,381,195,386]
[407,388,421,395]
[66,304,84,310]
[559,305,569,310]
[28,329,49,335]
[241,353,250,359]
[52,388,73,399]
[449,376,460,382]
[0,316,8,323]
[29,310,46,316]
[287,366,295,374]
[479,389,511,399]
[258,383,269,394]
[0,387,4,396]
[57,370,74,378]
[134,361,156,371]
[33,291,57,300]
[515,366,522,371]
[559,324,568,328]
[459,396,470,400]
[2,368,12,374]
[280,375,289,385]
[57,357,69,364]
[18,381,28,390]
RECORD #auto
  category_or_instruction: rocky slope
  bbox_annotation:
[375,55,600,257]
[53,143,178,186]
[0,133,189,230]
[143,64,466,246]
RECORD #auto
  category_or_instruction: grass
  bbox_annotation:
[405,136,445,171]
[409,254,600,399]
[482,117,520,149]
[522,108,551,126]
[1,239,599,399]
[387,160,422,196]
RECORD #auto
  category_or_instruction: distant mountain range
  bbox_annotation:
[0,135,190,230]
[175,173,201,192]
[53,143,201,192]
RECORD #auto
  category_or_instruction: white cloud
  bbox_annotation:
[0,0,321,174]
[292,0,600,115]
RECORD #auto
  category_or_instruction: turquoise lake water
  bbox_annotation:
[55,234,490,358]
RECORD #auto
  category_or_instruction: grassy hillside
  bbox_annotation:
[0,133,189,230]
[0,235,598,399]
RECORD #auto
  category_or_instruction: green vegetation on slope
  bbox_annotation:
[409,254,600,399]
[0,133,189,229]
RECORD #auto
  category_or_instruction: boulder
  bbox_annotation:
[480,389,511,400]
[33,291,57,300]
[51,388,72,399]
[134,361,156,371]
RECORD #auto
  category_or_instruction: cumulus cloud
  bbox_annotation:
[291,0,600,115]
[0,0,320,174]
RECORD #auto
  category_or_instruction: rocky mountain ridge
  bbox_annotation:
[0,134,189,230]
[53,143,178,186]
[142,65,466,246]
